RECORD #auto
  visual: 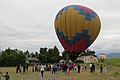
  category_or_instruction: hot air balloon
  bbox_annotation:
[54,5,101,61]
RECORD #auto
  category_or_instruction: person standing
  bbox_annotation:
[52,63,56,74]
[103,65,106,73]
[67,64,70,74]
[74,65,77,71]
[84,64,87,70]
[40,64,45,77]
[26,64,29,71]
[92,63,95,73]
[0,72,10,80]
[23,64,26,72]
[0,71,1,80]
[38,64,41,72]
[90,63,92,73]
[32,64,35,72]
[77,64,81,73]
[100,65,103,73]
[19,64,22,73]
[16,64,20,73]
[63,63,68,74]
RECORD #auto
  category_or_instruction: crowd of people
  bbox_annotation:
[0,62,107,79]
[16,64,29,73]
[27,61,106,77]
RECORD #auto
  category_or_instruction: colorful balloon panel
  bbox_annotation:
[54,5,101,52]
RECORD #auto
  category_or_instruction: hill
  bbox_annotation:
[106,53,120,58]
[105,58,120,67]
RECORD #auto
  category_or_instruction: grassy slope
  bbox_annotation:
[105,58,120,67]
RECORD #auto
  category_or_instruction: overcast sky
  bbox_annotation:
[0,0,120,54]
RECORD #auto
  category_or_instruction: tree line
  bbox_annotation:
[0,46,62,67]
[0,46,96,67]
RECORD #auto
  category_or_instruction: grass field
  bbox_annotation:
[0,58,120,80]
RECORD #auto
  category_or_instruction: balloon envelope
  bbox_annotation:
[54,5,101,52]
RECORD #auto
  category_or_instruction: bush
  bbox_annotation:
[75,60,84,63]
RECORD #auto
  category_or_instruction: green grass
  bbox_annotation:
[0,58,120,80]
[0,66,120,80]
[105,58,120,67]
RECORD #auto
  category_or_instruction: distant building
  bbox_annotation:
[26,57,39,64]
[99,54,106,59]
[77,56,98,63]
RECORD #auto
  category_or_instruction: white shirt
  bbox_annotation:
[40,65,44,71]
[90,64,92,68]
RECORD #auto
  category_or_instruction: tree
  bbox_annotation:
[38,47,48,63]
[47,46,61,63]
[38,46,61,63]
[0,46,62,66]
[35,51,39,58]
[38,53,47,63]
[39,47,47,54]
[30,52,36,57]
[80,49,97,57]
[62,50,70,60]
[24,50,30,57]
[0,48,26,67]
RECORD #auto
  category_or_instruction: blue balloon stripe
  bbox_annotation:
[56,28,91,47]
[56,28,70,46]
[55,5,97,21]
[55,9,64,20]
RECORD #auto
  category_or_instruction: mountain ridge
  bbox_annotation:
[106,53,120,58]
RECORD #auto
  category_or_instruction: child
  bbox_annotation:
[67,68,70,74]
[0,72,10,80]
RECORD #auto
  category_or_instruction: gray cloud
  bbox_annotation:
[0,0,120,54]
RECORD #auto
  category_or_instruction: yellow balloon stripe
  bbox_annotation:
[61,10,67,36]
[71,9,78,37]
[90,16,101,43]
[66,7,73,40]
[57,15,62,32]
[88,18,97,36]
[76,15,84,33]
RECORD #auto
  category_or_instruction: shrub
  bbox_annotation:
[75,60,84,63]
